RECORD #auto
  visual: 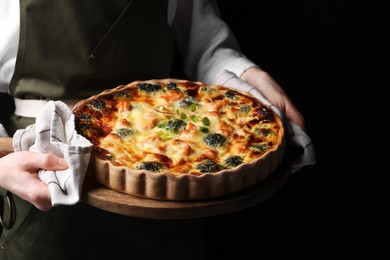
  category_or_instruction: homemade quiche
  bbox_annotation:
[73,78,286,200]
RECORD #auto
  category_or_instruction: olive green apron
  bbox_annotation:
[0,0,206,259]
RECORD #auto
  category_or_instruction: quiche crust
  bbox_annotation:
[86,137,285,200]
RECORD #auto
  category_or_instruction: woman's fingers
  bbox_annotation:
[0,151,69,211]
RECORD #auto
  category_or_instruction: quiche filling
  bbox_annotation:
[74,79,283,176]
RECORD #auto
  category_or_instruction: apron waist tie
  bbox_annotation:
[14,98,80,118]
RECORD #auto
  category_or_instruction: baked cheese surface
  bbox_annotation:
[73,79,283,176]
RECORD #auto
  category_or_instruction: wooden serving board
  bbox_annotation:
[0,137,13,157]
[0,137,292,219]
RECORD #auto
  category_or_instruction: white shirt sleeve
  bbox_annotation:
[2,1,256,92]
[0,0,20,93]
[170,0,258,84]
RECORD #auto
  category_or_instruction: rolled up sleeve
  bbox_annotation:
[171,0,257,84]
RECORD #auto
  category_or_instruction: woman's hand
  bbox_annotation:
[0,151,69,211]
[241,66,305,130]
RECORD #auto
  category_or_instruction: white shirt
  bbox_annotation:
[0,0,19,93]
[0,0,255,93]
[172,0,256,84]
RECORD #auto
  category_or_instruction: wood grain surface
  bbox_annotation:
[0,138,13,157]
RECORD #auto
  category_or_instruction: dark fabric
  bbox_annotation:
[1,201,207,260]
[0,93,14,132]
[8,114,34,137]
[10,0,174,100]
[1,1,207,259]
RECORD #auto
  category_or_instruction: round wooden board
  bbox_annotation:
[81,152,292,219]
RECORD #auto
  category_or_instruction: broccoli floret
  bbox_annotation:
[250,142,271,152]
[167,82,179,90]
[115,128,133,139]
[91,99,106,110]
[203,133,226,147]
[197,160,224,173]
[136,83,162,93]
[255,127,274,136]
[199,86,216,94]
[178,96,197,109]
[136,161,164,172]
[78,114,92,120]
[166,119,187,132]
[224,90,237,100]
[240,105,251,114]
[224,156,243,167]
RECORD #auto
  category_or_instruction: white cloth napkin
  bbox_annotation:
[215,70,316,172]
[0,124,9,137]
[12,101,93,206]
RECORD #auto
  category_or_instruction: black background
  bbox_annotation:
[0,1,387,258]
[202,1,389,258]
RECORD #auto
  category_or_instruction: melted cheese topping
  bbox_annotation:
[74,79,283,176]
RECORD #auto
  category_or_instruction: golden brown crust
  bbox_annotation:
[73,78,286,200]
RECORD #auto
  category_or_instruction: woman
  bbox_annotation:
[0,0,309,259]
